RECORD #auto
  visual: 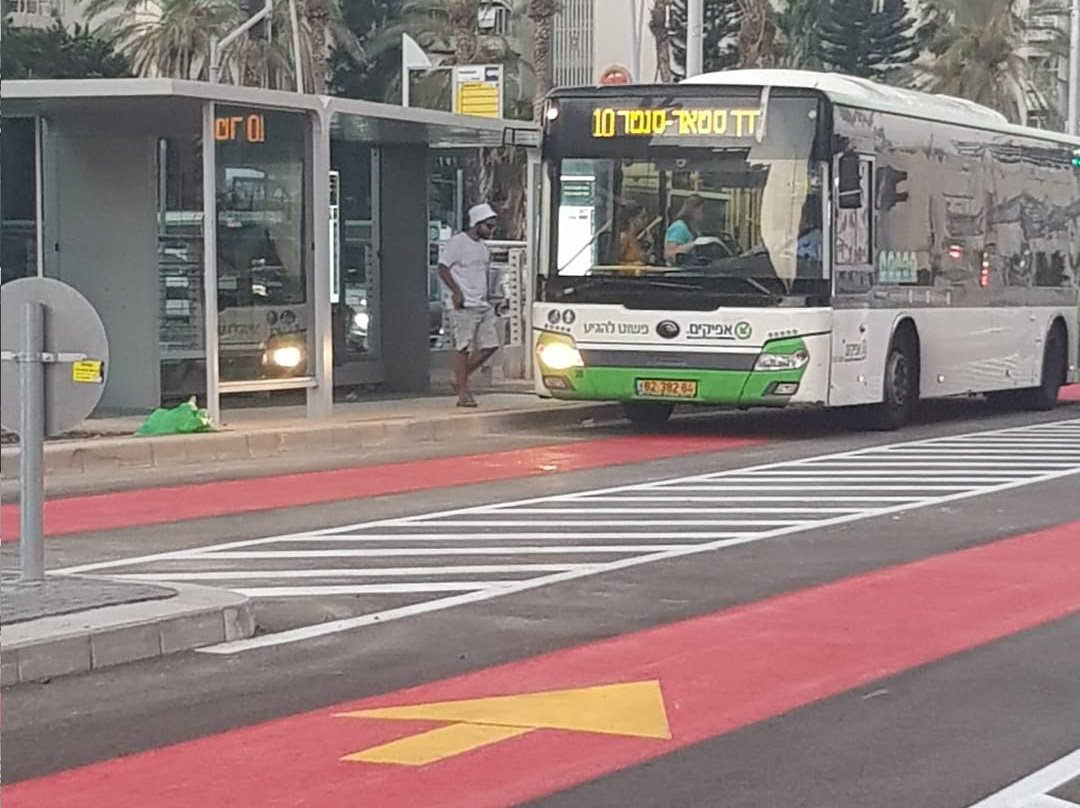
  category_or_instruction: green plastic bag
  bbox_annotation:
[137,397,215,436]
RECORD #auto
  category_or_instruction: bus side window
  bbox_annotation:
[834,154,874,269]
[837,153,862,209]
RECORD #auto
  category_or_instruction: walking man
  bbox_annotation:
[437,203,501,407]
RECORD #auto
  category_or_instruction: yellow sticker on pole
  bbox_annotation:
[72,360,104,384]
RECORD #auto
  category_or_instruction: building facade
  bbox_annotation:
[1020,0,1074,131]
[552,0,657,87]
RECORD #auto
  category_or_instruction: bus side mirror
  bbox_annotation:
[837,152,863,209]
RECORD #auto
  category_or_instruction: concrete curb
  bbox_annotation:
[1,582,255,686]
[0,402,620,479]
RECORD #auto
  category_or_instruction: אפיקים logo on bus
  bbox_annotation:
[686,321,753,341]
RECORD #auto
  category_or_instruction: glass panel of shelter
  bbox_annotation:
[214,106,310,384]
[1,118,38,286]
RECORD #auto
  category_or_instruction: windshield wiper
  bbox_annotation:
[560,275,703,296]
[666,271,784,304]
[740,275,780,299]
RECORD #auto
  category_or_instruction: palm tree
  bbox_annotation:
[736,0,776,68]
[303,0,332,92]
[649,0,674,82]
[81,0,358,91]
[81,0,241,81]
[527,0,556,120]
[922,0,1029,123]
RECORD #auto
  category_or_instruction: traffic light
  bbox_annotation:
[1072,149,1080,169]
[876,164,909,211]
[247,0,267,41]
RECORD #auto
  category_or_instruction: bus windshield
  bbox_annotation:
[543,92,828,308]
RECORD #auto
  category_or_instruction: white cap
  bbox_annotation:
[468,203,498,228]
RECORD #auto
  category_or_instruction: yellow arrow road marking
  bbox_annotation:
[337,680,670,766]
[343,723,535,766]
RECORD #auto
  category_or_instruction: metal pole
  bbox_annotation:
[202,102,222,427]
[1069,0,1079,135]
[307,110,333,418]
[630,0,644,82]
[19,302,45,584]
[210,2,273,86]
[288,0,304,92]
[209,35,219,83]
[523,150,541,383]
[686,0,704,78]
[402,35,411,108]
[34,115,44,277]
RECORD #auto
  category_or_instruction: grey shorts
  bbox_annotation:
[450,306,500,352]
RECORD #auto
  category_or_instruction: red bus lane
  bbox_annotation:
[8,520,1080,808]
[0,434,764,540]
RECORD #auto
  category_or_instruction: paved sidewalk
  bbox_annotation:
[1,573,254,686]
[0,390,619,480]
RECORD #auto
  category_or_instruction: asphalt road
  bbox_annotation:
[3,400,1079,808]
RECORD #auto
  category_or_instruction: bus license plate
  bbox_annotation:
[636,379,698,398]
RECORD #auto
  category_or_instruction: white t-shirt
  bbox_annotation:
[439,232,490,308]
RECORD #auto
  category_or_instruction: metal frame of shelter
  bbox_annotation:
[1,79,541,424]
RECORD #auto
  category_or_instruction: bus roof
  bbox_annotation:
[681,69,1080,146]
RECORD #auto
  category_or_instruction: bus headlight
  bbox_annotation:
[754,349,809,371]
[537,340,584,370]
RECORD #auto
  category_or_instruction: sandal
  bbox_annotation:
[456,397,479,408]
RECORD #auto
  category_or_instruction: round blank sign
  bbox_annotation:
[1,277,109,436]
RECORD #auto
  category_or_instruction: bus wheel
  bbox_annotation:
[622,401,674,427]
[867,333,917,431]
[1020,325,1066,411]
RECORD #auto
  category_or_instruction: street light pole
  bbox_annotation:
[208,0,294,90]
[1069,0,1079,134]
[686,0,703,78]
[288,0,304,92]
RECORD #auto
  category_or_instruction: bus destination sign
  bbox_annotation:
[591,106,761,139]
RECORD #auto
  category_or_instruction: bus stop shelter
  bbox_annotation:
[1,79,540,423]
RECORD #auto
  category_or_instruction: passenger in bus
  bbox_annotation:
[664,194,705,265]
[797,201,823,262]
[744,198,822,262]
[617,204,650,266]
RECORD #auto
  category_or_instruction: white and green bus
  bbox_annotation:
[532,70,1080,429]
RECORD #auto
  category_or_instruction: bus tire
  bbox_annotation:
[866,331,918,431]
[1019,324,1067,411]
[622,401,674,427]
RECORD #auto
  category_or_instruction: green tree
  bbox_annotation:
[776,0,826,69]
[1,12,131,79]
[329,0,403,99]
[922,0,1028,123]
[332,0,529,112]
[820,0,918,81]
[866,0,921,82]
[666,0,742,80]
